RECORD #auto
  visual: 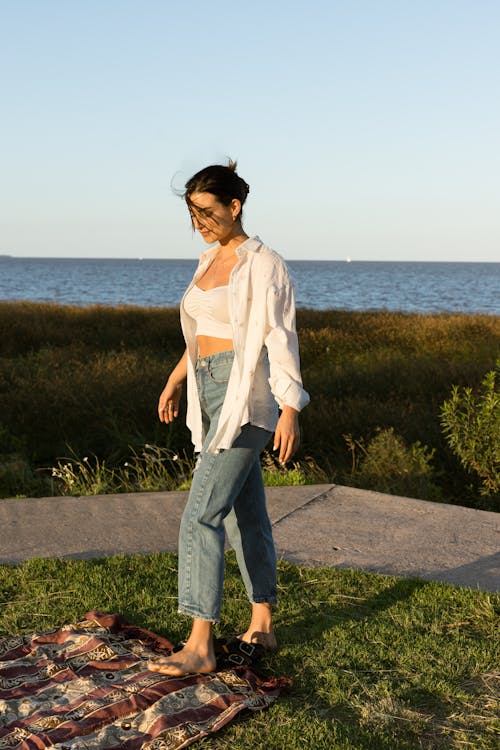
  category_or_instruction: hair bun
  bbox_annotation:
[240,177,250,198]
[226,159,249,199]
[184,161,250,212]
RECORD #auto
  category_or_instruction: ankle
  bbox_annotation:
[249,603,274,633]
[183,619,214,655]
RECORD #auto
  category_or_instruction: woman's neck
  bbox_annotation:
[217,229,249,256]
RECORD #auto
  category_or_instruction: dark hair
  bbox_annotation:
[184,160,250,219]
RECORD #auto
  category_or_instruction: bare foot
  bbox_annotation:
[238,602,278,651]
[147,645,216,676]
[238,628,278,651]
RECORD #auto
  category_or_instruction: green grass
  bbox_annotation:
[1,553,498,749]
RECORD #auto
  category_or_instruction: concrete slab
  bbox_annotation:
[272,485,500,592]
[1,485,498,593]
[0,492,187,563]
[261,484,335,524]
[0,485,333,565]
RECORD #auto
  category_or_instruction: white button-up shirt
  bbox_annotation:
[180,236,310,452]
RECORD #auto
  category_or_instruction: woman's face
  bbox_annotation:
[187,191,240,244]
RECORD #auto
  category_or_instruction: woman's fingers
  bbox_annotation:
[280,440,290,464]
[158,399,178,423]
[274,427,299,464]
[283,435,299,463]
[158,384,182,423]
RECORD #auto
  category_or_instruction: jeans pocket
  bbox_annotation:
[207,359,233,384]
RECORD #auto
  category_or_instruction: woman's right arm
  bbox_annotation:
[158,349,188,423]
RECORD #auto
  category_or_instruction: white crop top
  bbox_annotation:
[183,284,233,339]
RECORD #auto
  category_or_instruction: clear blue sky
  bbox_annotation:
[1,0,499,261]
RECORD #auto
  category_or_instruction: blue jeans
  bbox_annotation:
[178,350,277,622]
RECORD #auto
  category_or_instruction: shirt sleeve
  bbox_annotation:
[264,270,310,412]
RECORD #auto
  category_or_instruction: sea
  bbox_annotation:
[0,256,499,314]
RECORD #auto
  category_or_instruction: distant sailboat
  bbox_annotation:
[346,256,352,263]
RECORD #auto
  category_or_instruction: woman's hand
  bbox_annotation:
[158,350,187,424]
[158,380,183,424]
[273,405,300,464]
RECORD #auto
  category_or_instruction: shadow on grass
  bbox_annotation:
[275,562,429,638]
[255,564,464,749]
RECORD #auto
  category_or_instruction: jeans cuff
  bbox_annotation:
[251,595,278,605]
[178,605,219,623]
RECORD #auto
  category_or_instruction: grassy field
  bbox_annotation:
[0,301,499,508]
[1,553,498,749]
[1,303,498,747]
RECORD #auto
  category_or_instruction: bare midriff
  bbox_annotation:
[196,335,234,358]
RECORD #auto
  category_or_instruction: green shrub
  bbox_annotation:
[441,361,500,497]
[260,451,329,487]
[344,427,442,501]
[0,454,37,498]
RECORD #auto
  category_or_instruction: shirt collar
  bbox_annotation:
[199,235,262,263]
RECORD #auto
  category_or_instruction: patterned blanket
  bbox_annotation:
[0,611,289,749]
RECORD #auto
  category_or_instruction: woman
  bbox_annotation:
[148,161,309,676]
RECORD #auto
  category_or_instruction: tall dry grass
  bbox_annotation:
[1,301,498,507]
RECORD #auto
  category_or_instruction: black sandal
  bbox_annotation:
[215,637,265,668]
